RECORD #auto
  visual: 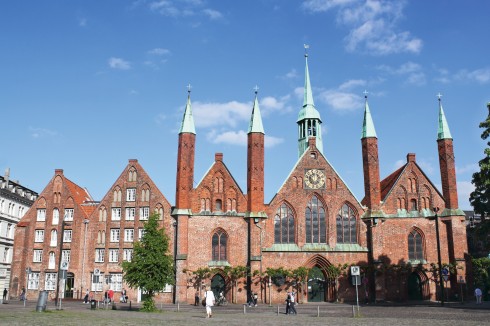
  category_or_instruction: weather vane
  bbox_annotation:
[187,84,192,94]
[253,85,259,94]
[363,90,369,99]
[304,44,309,57]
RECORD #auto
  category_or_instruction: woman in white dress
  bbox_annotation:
[204,286,216,318]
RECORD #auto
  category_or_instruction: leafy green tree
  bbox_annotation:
[472,257,490,300]
[289,267,310,303]
[223,265,248,303]
[470,103,490,217]
[122,213,174,312]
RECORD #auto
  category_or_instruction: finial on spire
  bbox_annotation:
[304,44,309,57]
[363,90,369,99]
[187,84,192,94]
[253,85,259,95]
[437,92,442,101]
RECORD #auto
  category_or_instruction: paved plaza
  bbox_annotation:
[0,299,489,325]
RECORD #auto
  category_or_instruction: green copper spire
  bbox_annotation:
[248,86,265,134]
[437,93,452,140]
[361,92,377,138]
[297,45,323,157]
[179,85,196,134]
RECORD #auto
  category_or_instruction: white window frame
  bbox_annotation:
[35,230,45,242]
[140,207,150,220]
[28,272,40,290]
[63,229,72,243]
[110,229,120,242]
[45,273,57,291]
[138,228,145,241]
[109,249,119,263]
[91,273,103,292]
[124,229,134,242]
[48,251,55,269]
[62,249,70,263]
[37,209,46,222]
[95,249,105,263]
[112,208,121,221]
[109,273,123,292]
[125,208,135,221]
[50,230,57,247]
[52,209,59,225]
[64,208,74,222]
[126,188,136,202]
[123,249,133,262]
[33,249,43,263]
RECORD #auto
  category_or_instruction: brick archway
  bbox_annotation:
[303,255,334,302]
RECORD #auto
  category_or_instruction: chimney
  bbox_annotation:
[215,153,223,162]
[407,153,416,163]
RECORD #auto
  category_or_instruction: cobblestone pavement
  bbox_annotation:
[1,299,489,326]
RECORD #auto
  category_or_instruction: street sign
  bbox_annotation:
[94,268,100,276]
[60,261,69,271]
[351,266,360,276]
[442,267,449,282]
[458,276,466,284]
[25,267,32,274]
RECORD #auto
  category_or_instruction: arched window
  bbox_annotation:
[50,230,57,247]
[48,252,55,269]
[336,204,357,244]
[305,195,326,243]
[52,209,59,225]
[274,203,295,244]
[408,229,423,261]
[212,230,227,261]
[410,199,418,211]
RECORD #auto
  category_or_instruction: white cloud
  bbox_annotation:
[284,69,298,79]
[457,180,474,209]
[202,8,223,20]
[456,163,479,175]
[29,127,58,139]
[455,68,490,84]
[265,135,284,148]
[108,57,131,70]
[319,89,363,112]
[193,101,250,128]
[206,129,284,148]
[377,61,426,86]
[147,0,222,20]
[339,79,366,90]
[148,48,170,55]
[79,18,87,27]
[303,0,422,55]
[260,95,292,116]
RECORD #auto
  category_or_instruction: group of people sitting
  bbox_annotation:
[82,288,127,304]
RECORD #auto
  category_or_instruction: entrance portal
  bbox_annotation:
[211,274,225,300]
[308,266,326,302]
[407,272,422,300]
[65,273,74,298]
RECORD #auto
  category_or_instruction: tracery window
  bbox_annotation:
[408,229,424,261]
[212,230,227,261]
[336,204,357,244]
[305,195,326,243]
[274,203,295,244]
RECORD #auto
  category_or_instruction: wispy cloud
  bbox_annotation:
[206,129,283,148]
[457,180,474,209]
[303,79,366,112]
[303,0,422,55]
[377,61,426,86]
[455,68,490,84]
[30,127,58,139]
[456,163,479,175]
[202,8,223,20]
[108,57,131,70]
[79,18,87,27]
[148,48,170,55]
[147,0,223,20]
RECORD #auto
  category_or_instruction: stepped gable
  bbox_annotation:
[192,153,246,214]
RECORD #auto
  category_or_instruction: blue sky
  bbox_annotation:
[2,0,489,210]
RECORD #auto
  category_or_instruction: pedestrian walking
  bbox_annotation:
[194,290,199,306]
[2,288,7,301]
[475,287,482,304]
[285,291,291,315]
[20,287,26,301]
[289,291,297,315]
[204,286,215,318]
[83,289,89,303]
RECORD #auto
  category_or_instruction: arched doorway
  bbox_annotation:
[211,274,225,300]
[308,266,326,302]
[407,272,422,300]
[65,273,74,298]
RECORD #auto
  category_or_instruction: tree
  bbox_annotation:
[470,103,490,217]
[223,265,248,303]
[472,257,490,300]
[122,213,174,312]
[289,267,310,303]
[325,264,349,302]
[184,267,212,301]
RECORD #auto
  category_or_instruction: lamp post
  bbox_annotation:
[55,218,70,308]
[432,207,444,306]
[80,219,89,299]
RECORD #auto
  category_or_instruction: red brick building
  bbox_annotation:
[10,54,468,305]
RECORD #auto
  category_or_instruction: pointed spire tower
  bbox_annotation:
[297,45,323,157]
[436,94,459,211]
[361,92,382,214]
[173,85,196,303]
[247,86,266,217]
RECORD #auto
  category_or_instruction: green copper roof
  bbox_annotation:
[361,97,377,138]
[179,92,196,134]
[297,54,322,122]
[248,91,265,134]
[437,98,452,140]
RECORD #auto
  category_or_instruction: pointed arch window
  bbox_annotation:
[212,230,227,261]
[52,209,59,225]
[274,203,295,244]
[408,229,424,261]
[336,204,357,244]
[50,230,57,247]
[48,251,55,269]
[305,195,326,243]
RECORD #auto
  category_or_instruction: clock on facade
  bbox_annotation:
[304,169,325,189]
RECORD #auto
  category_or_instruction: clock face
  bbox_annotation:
[304,169,325,189]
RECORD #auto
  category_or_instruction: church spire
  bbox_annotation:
[361,91,377,139]
[297,45,323,157]
[179,84,196,134]
[437,93,452,140]
[248,86,264,134]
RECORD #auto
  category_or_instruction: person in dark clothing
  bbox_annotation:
[289,291,297,315]
[285,292,291,314]
[3,288,7,301]
[194,291,199,306]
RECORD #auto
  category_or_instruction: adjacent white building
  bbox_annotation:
[0,169,37,299]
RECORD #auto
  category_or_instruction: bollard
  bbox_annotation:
[277,305,279,316]
[317,305,320,317]
[177,302,180,312]
[36,291,48,312]
[243,304,247,314]
[352,305,355,317]
[129,301,131,310]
